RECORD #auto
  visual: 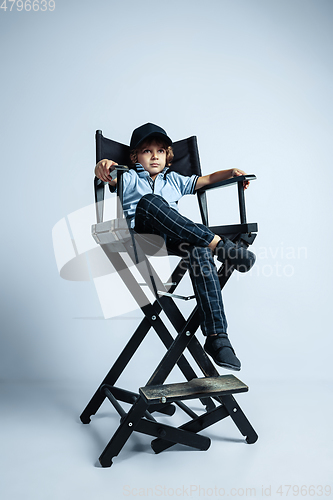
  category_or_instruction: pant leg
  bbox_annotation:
[134,193,228,336]
[134,193,215,247]
[180,244,228,335]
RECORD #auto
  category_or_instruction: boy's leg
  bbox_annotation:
[180,245,227,336]
[135,194,255,273]
[134,193,214,247]
[180,244,241,371]
[135,194,241,370]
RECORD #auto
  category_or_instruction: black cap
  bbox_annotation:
[130,123,172,150]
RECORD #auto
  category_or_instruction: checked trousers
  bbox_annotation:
[134,194,228,336]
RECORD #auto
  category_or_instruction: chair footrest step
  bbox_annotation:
[139,375,248,405]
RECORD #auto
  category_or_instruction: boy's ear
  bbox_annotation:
[130,151,137,164]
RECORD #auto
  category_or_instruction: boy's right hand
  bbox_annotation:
[94,159,118,183]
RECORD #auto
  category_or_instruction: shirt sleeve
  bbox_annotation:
[168,171,199,195]
[108,170,135,194]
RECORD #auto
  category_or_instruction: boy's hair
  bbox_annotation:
[130,137,174,167]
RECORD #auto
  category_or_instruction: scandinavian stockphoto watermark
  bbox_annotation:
[176,242,308,279]
[122,484,331,497]
[249,243,308,278]
[0,0,55,11]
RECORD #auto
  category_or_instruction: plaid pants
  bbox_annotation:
[134,194,228,336]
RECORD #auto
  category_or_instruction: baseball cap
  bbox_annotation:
[130,123,172,150]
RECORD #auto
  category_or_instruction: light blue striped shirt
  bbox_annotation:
[113,164,199,228]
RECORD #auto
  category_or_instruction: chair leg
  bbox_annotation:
[151,403,229,453]
[136,419,211,451]
[151,393,258,453]
[80,317,151,423]
[82,244,258,465]
[219,394,258,444]
[98,397,148,468]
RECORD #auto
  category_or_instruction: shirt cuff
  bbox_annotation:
[191,175,199,194]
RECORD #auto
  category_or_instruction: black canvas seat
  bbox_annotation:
[80,130,258,467]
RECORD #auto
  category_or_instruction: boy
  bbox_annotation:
[95,123,255,371]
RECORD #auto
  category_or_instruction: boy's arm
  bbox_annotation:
[195,168,250,190]
[95,159,118,187]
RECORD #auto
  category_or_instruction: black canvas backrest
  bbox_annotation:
[96,130,202,177]
[96,132,131,165]
[168,136,203,177]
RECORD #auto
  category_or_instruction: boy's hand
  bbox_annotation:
[231,168,250,189]
[95,159,118,183]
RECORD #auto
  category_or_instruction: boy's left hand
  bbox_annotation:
[231,168,250,189]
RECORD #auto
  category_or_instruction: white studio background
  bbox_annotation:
[1,1,333,498]
[1,0,332,386]
[1,0,332,384]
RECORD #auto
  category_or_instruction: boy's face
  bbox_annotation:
[136,140,167,180]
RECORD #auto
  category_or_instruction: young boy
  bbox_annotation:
[95,123,255,371]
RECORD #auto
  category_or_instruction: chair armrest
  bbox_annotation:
[197,174,256,193]
[197,174,257,225]
[94,166,129,224]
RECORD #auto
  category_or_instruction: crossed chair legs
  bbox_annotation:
[95,315,258,467]
[80,235,258,467]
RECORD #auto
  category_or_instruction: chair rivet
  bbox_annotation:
[151,315,157,321]
[160,397,167,403]
[128,422,133,426]
[233,408,237,412]
[185,331,191,336]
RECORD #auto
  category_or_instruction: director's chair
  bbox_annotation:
[80,130,258,467]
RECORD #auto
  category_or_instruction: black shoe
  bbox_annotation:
[204,334,241,371]
[216,237,256,273]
